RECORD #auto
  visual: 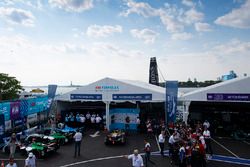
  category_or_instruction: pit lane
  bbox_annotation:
[1,130,250,167]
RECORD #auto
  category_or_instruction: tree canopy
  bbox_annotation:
[0,73,23,101]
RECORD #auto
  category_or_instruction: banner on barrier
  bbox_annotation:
[5,120,11,131]
[10,101,21,120]
[27,113,38,123]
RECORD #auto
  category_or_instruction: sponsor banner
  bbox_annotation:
[70,94,102,100]
[14,118,25,127]
[27,113,38,123]
[48,85,57,99]
[95,85,119,92]
[0,102,10,120]
[112,94,152,100]
[10,101,21,120]
[207,93,250,101]
[0,114,5,135]
[109,108,139,130]
[28,97,48,115]
[20,99,29,117]
[165,81,178,124]
[5,120,12,131]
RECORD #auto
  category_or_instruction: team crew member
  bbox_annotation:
[203,126,213,156]
[124,149,144,167]
[73,129,82,157]
[25,152,36,167]
[158,131,166,157]
[90,115,96,129]
[168,132,177,160]
[179,143,186,167]
[144,139,156,167]
[95,114,102,130]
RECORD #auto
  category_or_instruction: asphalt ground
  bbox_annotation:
[1,130,250,167]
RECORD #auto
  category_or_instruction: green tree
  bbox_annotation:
[0,73,23,101]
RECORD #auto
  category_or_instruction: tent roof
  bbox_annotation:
[180,76,250,102]
[55,77,165,102]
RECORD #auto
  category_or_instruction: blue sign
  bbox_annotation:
[70,94,102,100]
[0,102,10,121]
[112,94,152,100]
[0,114,5,136]
[165,81,178,124]
[48,85,57,99]
[207,93,250,101]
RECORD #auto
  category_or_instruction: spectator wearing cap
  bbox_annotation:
[5,158,17,167]
[124,149,144,167]
[25,152,36,167]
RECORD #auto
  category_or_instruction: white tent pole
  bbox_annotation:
[105,101,110,131]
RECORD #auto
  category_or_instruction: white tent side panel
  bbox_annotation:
[180,77,250,102]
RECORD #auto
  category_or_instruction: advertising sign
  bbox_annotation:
[0,102,10,120]
[27,113,38,123]
[14,118,24,127]
[112,94,152,100]
[10,101,21,120]
[165,81,178,124]
[70,94,102,100]
[207,93,250,101]
[5,120,11,131]
[0,114,5,135]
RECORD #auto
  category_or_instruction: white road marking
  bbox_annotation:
[59,155,124,167]
[243,141,250,145]
[155,135,160,151]
[211,138,239,158]
[89,131,100,138]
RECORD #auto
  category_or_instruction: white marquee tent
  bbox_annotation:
[55,77,165,130]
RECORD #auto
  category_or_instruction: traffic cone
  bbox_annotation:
[1,160,4,167]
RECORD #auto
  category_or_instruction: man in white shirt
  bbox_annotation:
[158,131,166,157]
[95,114,102,130]
[25,152,36,167]
[144,139,156,167]
[168,131,177,160]
[203,126,213,156]
[73,129,83,157]
[124,149,144,167]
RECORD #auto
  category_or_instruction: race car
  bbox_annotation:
[56,126,85,142]
[104,129,126,145]
[20,134,60,158]
[42,128,68,145]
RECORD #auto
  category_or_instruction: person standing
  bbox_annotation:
[25,152,36,167]
[5,158,17,167]
[144,139,156,167]
[203,126,213,156]
[158,131,166,157]
[179,142,186,167]
[8,133,18,158]
[73,129,82,157]
[168,132,177,162]
[124,149,144,167]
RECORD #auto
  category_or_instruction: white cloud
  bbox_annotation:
[183,8,204,25]
[182,0,195,7]
[86,25,122,38]
[120,0,158,17]
[171,32,193,40]
[49,0,93,12]
[121,0,205,34]
[195,22,212,32]
[130,28,158,44]
[0,7,35,27]
[215,0,250,29]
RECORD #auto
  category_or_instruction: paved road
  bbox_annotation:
[1,130,250,167]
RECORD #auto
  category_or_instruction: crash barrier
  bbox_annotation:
[151,150,250,166]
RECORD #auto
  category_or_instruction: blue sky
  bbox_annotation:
[0,0,250,86]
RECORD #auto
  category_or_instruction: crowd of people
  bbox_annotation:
[64,112,104,130]
[166,120,213,167]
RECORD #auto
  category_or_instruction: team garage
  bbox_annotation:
[180,76,250,138]
[55,77,166,131]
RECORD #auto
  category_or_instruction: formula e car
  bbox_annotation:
[104,130,126,145]
[20,134,60,158]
